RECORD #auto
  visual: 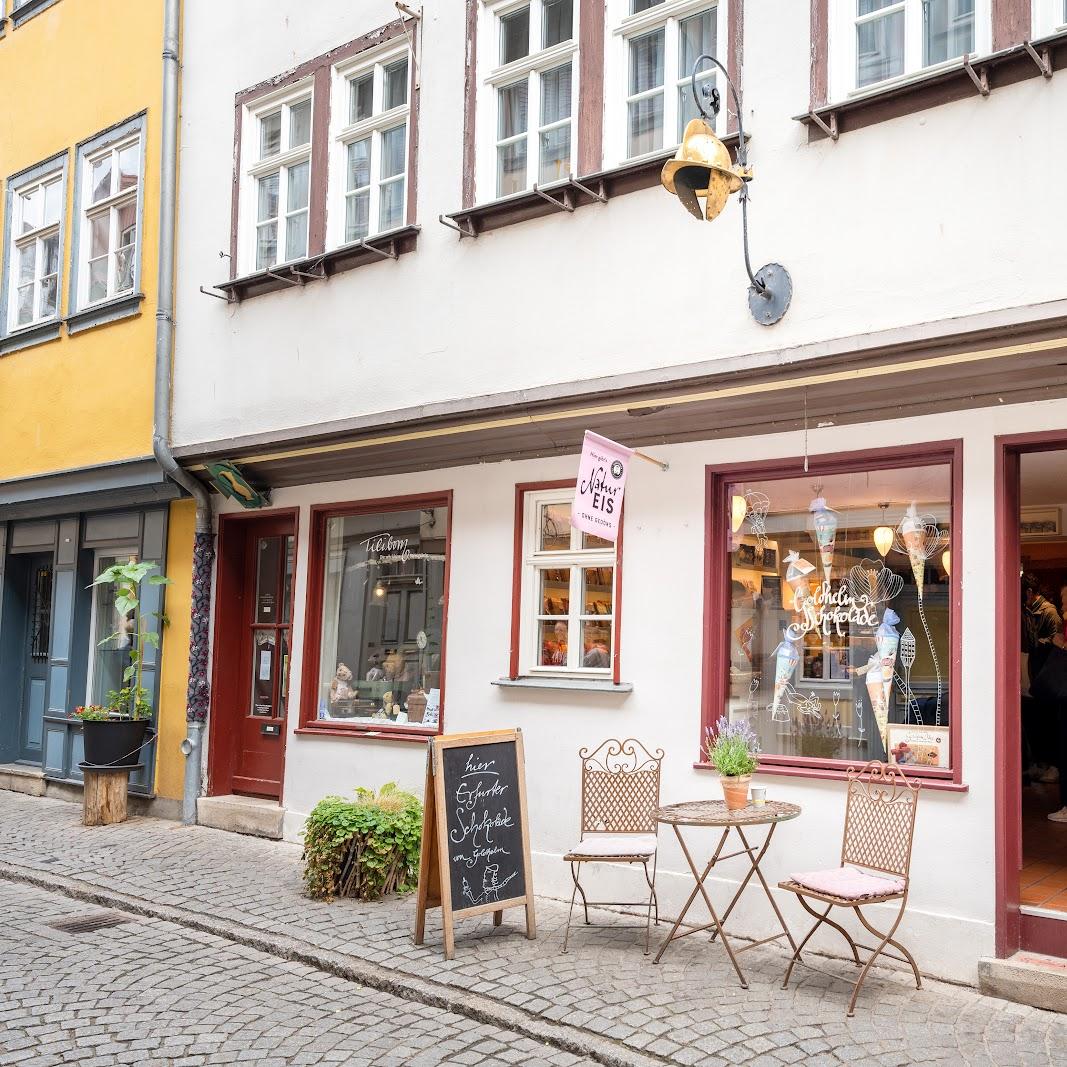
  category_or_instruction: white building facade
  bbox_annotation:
[173,0,1067,984]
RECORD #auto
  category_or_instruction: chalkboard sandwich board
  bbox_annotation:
[414,728,536,960]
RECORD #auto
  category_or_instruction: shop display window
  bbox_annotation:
[304,495,450,735]
[706,447,960,781]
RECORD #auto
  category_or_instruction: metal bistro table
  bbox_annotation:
[653,799,801,988]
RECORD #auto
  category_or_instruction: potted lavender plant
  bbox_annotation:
[705,716,761,810]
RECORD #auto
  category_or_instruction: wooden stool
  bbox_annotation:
[80,764,136,826]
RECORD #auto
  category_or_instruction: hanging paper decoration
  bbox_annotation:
[784,550,816,611]
[875,608,901,718]
[771,630,802,722]
[744,491,770,549]
[864,655,889,750]
[809,496,839,585]
[846,560,904,607]
[892,504,947,725]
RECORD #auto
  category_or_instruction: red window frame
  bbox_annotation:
[298,490,452,743]
[700,441,966,791]
[508,479,624,685]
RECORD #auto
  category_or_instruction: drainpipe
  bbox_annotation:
[155,0,214,825]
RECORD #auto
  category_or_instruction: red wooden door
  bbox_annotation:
[232,525,294,797]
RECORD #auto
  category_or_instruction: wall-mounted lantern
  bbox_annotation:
[660,55,792,326]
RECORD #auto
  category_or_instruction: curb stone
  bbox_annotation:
[0,861,668,1067]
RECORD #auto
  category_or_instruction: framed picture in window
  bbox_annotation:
[760,575,781,608]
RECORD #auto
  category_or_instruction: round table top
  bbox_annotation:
[656,799,801,827]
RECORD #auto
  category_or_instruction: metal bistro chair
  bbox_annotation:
[779,760,922,1016]
[562,738,664,955]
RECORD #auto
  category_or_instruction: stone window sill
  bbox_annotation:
[294,722,435,744]
[441,137,741,238]
[493,676,634,694]
[693,760,968,793]
[10,0,62,29]
[66,292,144,336]
[798,32,1067,141]
[214,225,419,303]
[0,319,61,356]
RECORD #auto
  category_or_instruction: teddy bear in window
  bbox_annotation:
[329,662,356,716]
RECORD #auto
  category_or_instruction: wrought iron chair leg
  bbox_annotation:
[641,859,656,954]
[570,860,591,924]
[855,900,920,989]
[796,893,861,964]
[651,853,660,925]
[847,903,908,1017]
[563,866,580,954]
[782,907,829,989]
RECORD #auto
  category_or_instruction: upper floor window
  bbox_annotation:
[831,1,990,97]
[71,115,145,315]
[481,0,577,197]
[328,49,410,247]
[609,1,726,166]
[1032,0,1067,37]
[246,89,313,271]
[7,167,64,332]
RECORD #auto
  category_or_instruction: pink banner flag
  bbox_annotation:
[572,431,633,542]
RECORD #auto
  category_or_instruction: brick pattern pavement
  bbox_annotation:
[0,792,1064,1066]
[0,881,591,1067]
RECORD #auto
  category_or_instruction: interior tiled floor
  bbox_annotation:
[1020,780,1067,911]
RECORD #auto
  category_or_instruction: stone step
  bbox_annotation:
[197,794,284,840]
[979,951,1067,1013]
[0,762,46,798]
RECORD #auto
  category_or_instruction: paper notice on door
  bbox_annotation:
[258,650,272,681]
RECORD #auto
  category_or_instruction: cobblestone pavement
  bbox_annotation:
[0,880,592,1067]
[1,791,1064,1066]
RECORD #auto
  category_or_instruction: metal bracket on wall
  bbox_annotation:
[1023,40,1053,79]
[266,269,302,288]
[199,285,236,303]
[570,177,609,203]
[439,214,477,238]
[395,3,422,90]
[962,54,990,96]
[532,182,576,212]
[356,238,398,261]
[807,110,838,141]
[291,257,327,280]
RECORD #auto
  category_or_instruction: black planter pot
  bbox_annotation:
[81,719,151,769]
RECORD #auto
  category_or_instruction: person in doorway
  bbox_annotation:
[1022,574,1064,786]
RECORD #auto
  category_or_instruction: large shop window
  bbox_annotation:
[514,485,619,680]
[705,446,961,785]
[302,495,450,737]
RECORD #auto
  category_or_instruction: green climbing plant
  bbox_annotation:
[302,783,423,902]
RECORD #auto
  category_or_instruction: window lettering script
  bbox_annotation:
[579,466,620,516]
[787,582,878,640]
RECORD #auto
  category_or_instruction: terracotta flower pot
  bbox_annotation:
[720,774,752,811]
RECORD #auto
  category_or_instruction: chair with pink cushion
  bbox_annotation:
[779,760,922,1016]
[562,738,664,955]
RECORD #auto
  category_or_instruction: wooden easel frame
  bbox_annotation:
[413,728,537,959]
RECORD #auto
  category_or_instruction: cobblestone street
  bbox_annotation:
[0,791,1064,1066]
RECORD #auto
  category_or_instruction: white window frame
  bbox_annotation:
[327,43,411,249]
[1032,0,1067,38]
[605,0,727,170]
[5,166,65,333]
[85,547,139,706]
[518,487,618,678]
[828,0,991,102]
[240,82,314,275]
[476,0,580,201]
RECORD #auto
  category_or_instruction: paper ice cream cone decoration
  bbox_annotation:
[865,658,889,748]
[900,503,927,599]
[771,631,802,721]
[875,608,900,714]
[784,550,816,611]
[809,497,839,585]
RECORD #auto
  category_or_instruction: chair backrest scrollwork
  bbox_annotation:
[579,738,664,836]
[840,760,920,880]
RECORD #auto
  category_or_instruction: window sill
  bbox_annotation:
[295,722,436,744]
[66,292,144,336]
[693,760,969,793]
[0,319,61,356]
[798,32,1067,141]
[442,137,740,238]
[9,0,62,29]
[215,225,419,303]
[493,676,633,694]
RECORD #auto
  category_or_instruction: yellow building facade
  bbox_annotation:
[0,0,190,806]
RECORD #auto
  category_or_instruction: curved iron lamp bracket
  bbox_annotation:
[690,54,792,326]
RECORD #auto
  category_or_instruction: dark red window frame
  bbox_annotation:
[298,490,453,743]
[699,441,965,791]
[508,479,624,685]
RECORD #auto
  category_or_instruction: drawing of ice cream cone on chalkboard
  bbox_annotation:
[809,496,839,585]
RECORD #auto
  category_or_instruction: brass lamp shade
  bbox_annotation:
[661,118,749,221]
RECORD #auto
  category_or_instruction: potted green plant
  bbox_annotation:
[70,559,170,769]
[705,715,760,810]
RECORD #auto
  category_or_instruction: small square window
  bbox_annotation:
[542,0,573,48]
[500,5,531,64]
[350,74,374,123]
[383,58,409,110]
[260,111,282,159]
[289,99,312,149]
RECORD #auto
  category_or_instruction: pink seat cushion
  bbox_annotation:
[568,834,658,858]
[790,866,905,899]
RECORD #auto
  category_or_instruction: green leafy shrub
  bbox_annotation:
[704,716,760,777]
[302,783,423,901]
